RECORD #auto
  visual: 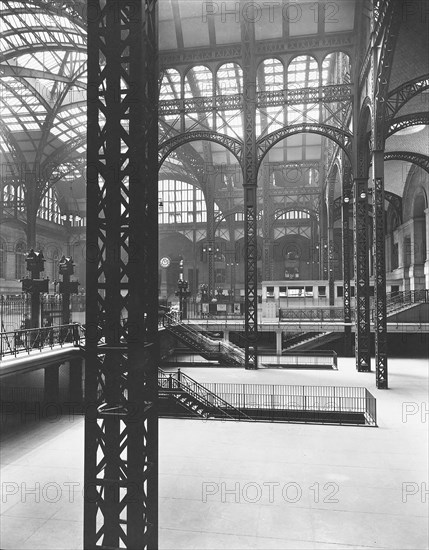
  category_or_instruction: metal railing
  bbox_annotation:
[279,308,344,321]
[158,367,252,421]
[201,382,377,426]
[0,324,82,360]
[385,289,428,314]
[279,350,337,368]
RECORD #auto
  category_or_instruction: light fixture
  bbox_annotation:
[360,191,366,199]
[343,196,350,204]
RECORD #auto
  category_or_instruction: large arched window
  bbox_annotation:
[257,58,284,135]
[184,65,212,97]
[322,52,351,85]
[37,187,62,224]
[287,55,319,124]
[158,180,207,224]
[160,68,181,100]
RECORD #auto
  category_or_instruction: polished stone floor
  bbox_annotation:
[1,357,428,549]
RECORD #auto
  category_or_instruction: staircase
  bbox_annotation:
[285,331,339,351]
[282,332,320,350]
[163,313,245,367]
[158,367,252,421]
[385,290,428,316]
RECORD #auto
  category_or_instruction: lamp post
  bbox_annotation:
[21,249,49,329]
[58,256,80,326]
[175,258,190,320]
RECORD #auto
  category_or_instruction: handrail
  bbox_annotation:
[0,323,82,360]
[158,367,252,421]
[163,313,245,366]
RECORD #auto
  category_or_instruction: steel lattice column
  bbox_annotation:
[241,10,258,369]
[342,166,353,356]
[373,151,388,387]
[85,2,158,549]
[327,176,336,308]
[353,178,371,371]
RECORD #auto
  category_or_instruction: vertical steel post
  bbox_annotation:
[373,154,388,387]
[85,1,158,548]
[241,7,258,369]
[354,178,371,371]
[342,166,353,356]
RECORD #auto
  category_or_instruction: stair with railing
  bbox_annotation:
[163,313,245,367]
[158,367,252,421]
[385,290,428,316]
[284,331,339,352]
[282,332,320,351]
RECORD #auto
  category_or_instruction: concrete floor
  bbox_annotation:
[1,357,428,549]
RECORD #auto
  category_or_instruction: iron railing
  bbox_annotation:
[279,308,344,321]
[202,382,377,426]
[279,350,337,368]
[0,323,82,360]
[385,289,428,314]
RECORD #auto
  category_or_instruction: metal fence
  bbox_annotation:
[0,294,31,331]
[202,382,377,426]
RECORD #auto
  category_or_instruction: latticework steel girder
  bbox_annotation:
[384,151,429,175]
[385,74,429,122]
[241,15,258,370]
[353,178,371,372]
[85,1,158,548]
[386,112,429,138]
[342,165,353,356]
[373,172,388,388]
[256,123,353,168]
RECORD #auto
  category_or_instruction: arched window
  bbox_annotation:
[15,242,27,279]
[159,180,210,224]
[287,55,319,124]
[184,65,212,97]
[322,52,351,85]
[160,68,181,100]
[216,63,243,95]
[37,187,62,223]
[256,58,284,135]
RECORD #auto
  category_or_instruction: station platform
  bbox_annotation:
[1,357,428,549]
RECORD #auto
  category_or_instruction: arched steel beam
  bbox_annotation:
[1,2,87,30]
[386,112,429,138]
[158,131,243,168]
[384,190,402,225]
[384,151,429,174]
[385,74,429,121]
[256,124,352,168]
[0,64,86,88]
[0,44,85,63]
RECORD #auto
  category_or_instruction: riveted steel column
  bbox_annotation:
[373,151,388,387]
[241,9,258,369]
[354,177,371,371]
[85,1,158,549]
[342,166,353,356]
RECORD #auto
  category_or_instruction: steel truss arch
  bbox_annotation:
[256,124,352,168]
[384,151,429,174]
[386,112,429,138]
[385,74,429,121]
[158,131,243,168]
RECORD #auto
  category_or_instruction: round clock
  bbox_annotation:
[160,256,171,268]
